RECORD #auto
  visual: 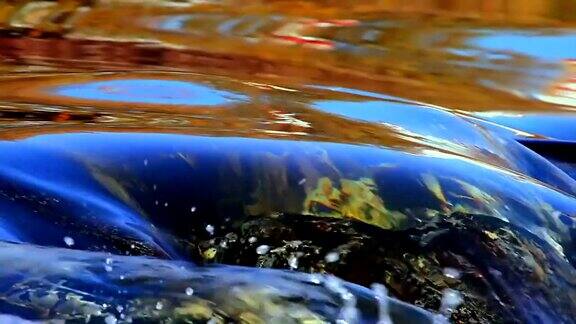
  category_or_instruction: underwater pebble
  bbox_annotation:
[225,233,238,242]
[202,248,217,260]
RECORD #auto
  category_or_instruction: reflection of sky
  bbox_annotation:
[309,85,419,103]
[475,112,576,141]
[471,32,576,62]
[53,79,248,106]
[156,14,194,32]
[313,100,416,123]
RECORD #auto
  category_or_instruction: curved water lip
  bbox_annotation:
[0,241,438,323]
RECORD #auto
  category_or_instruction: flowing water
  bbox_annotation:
[1,1,576,323]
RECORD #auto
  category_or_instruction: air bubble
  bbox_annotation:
[288,254,298,270]
[325,251,340,263]
[63,236,75,247]
[256,245,270,255]
[104,315,117,324]
[439,288,463,317]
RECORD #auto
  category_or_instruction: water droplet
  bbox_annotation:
[371,283,392,324]
[164,202,169,207]
[256,245,270,255]
[205,224,215,235]
[190,206,196,213]
[63,236,75,246]
[325,251,340,263]
[119,275,125,280]
[104,257,113,272]
[143,159,148,166]
[298,178,306,185]
[324,275,359,323]
[339,292,358,323]
[155,301,163,310]
[185,287,194,296]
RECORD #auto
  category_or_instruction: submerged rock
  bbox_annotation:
[185,213,576,323]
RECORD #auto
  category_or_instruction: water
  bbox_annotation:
[0,0,575,323]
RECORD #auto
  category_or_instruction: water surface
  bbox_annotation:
[1,1,576,323]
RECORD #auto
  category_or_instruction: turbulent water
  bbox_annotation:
[0,0,576,323]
